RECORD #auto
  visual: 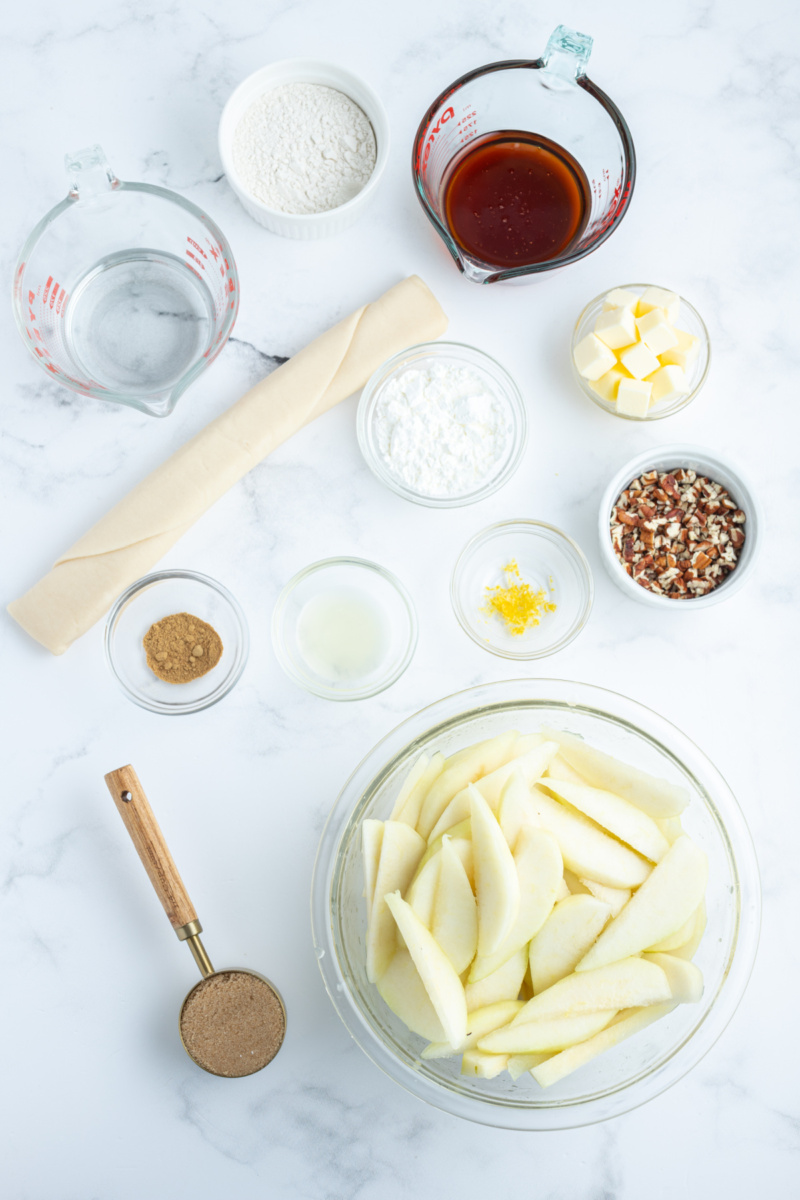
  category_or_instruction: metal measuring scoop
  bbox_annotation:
[105,765,285,1077]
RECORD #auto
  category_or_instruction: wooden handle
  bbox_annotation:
[105,764,198,932]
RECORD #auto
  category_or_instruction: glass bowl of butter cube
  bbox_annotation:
[571,285,710,421]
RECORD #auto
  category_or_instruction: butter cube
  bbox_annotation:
[573,332,617,381]
[620,340,661,380]
[602,287,640,312]
[594,305,637,350]
[635,309,679,355]
[616,378,652,418]
[650,364,690,405]
[638,286,680,323]
[590,365,630,402]
[659,328,700,370]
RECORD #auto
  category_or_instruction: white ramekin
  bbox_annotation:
[218,59,390,239]
[598,444,763,610]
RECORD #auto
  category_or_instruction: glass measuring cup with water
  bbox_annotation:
[13,146,239,417]
[412,26,636,284]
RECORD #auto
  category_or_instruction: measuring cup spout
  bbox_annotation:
[66,145,120,202]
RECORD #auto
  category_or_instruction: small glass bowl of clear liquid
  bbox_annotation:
[13,146,239,417]
[272,558,418,700]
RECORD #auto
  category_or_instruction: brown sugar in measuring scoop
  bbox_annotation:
[143,612,223,683]
[179,970,286,1077]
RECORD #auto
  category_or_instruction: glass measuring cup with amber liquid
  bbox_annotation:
[413,26,635,283]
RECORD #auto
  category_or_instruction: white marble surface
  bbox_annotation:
[2,0,798,1195]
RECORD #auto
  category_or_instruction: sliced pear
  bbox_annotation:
[470,785,520,956]
[478,1010,618,1054]
[389,754,430,820]
[460,1048,509,1078]
[432,837,478,974]
[406,851,442,928]
[529,894,612,994]
[646,906,697,952]
[541,727,689,818]
[362,819,384,922]
[576,836,708,972]
[448,836,474,889]
[539,778,669,863]
[377,949,447,1042]
[655,815,684,844]
[469,827,562,981]
[507,1052,549,1080]
[545,753,588,786]
[670,901,707,961]
[531,1003,676,1088]
[530,786,651,889]
[512,957,670,1024]
[416,731,519,839]
[366,822,425,982]
[464,945,527,1010]
[497,770,540,851]
[563,869,590,895]
[578,878,630,918]
[421,999,524,1059]
[555,876,570,901]
[396,753,446,830]
[417,818,470,873]
[643,952,704,1003]
[429,741,558,842]
[385,892,467,1049]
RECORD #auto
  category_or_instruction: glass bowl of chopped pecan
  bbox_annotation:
[599,446,762,607]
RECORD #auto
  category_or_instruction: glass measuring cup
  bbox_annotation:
[13,146,239,417]
[412,25,636,284]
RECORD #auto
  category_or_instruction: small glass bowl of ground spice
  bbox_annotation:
[599,445,763,609]
[451,520,593,659]
[105,570,249,714]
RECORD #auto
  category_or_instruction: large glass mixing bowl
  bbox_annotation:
[311,680,760,1129]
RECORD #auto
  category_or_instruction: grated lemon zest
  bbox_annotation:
[481,560,557,636]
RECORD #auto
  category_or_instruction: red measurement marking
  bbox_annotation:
[419,106,455,173]
[43,276,53,306]
[29,308,37,324]
[227,277,235,293]
[56,290,67,315]
[28,290,36,305]
[185,262,203,282]
[187,237,207,259]
[207,242,219,261]
[50,284,62,310]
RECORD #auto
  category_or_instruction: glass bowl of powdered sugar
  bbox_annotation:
[357,342,527,507]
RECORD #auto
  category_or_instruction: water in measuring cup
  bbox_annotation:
[65,250,214,395]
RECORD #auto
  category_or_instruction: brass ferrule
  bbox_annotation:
[174,919,203,941]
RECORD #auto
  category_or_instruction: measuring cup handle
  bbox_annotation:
[105,764,200,937]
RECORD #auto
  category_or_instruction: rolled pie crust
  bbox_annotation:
[9,275,448,654]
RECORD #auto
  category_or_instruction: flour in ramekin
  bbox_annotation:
[372,362,512,498]
[232,83,376,214]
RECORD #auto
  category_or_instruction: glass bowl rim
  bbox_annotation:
[271,555,419,701]
[570,283,711,421]
[310,678,761,1130]
[356,340,527,508]
[450,519,594,659]
[104,568,250,715]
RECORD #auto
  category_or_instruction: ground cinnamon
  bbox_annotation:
[143,612,223,683]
